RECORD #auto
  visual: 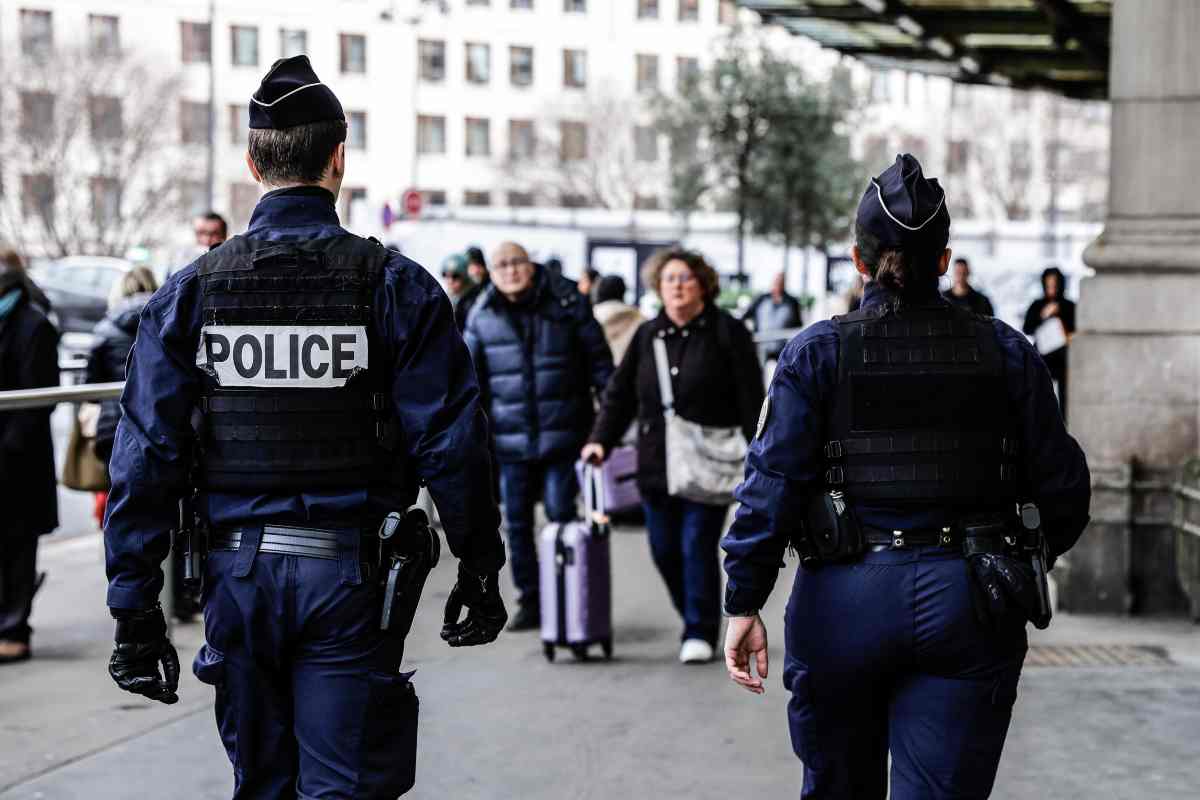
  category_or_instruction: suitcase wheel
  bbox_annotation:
[570,644,589,662]
[601,638,613,660]
[543,642,556,662]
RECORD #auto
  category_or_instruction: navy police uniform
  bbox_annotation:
[722,155,1091,799]
[105,57,504,799]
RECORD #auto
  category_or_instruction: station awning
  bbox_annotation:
[740,0,1111,100]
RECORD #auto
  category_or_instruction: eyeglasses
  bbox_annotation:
[492,257,530,272]
[661,273,697,286]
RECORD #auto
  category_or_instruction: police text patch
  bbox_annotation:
[196,325,368,388]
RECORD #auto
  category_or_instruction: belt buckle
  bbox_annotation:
[892,530,905,548]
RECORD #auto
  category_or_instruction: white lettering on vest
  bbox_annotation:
[196,325,368,388]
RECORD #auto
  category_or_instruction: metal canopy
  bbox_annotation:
[741,0,1111,99]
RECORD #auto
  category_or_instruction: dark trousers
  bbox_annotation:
[498,457,578,603]
[641,494,727,646]
[784,545,1027,799]
[0,534,39,644]
[195,530,417,799]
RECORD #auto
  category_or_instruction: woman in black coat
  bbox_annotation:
[584,248,763,663]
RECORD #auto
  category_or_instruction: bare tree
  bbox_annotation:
[0,45,193,258]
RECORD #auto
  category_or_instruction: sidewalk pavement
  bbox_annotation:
[1,525,1198,799]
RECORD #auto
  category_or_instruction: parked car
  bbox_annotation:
[32,256,133,334]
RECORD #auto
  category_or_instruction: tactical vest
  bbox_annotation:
[193,234,405,492]
[823,300,1018,507]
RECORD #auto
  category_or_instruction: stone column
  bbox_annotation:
[1063,0,1200,614]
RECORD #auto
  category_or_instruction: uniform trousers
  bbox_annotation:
[195,526,417,800]
[783,545,1027,800]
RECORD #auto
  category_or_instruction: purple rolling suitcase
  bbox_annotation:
[574,444,641,514]
[538,465,613,661]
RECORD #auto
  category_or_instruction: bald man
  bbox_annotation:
[463,242,614,630]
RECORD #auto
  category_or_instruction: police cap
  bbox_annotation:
[249,55,345,130]
[856,154,950,252]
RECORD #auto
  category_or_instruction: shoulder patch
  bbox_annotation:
[755,394,771,440]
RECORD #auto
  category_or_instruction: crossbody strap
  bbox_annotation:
[652,335,675,413]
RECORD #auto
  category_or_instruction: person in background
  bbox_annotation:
[577,267,600,299]
[193,211,228,251]
[1022,266,1076,418]
[591,275,645,365]
[465,241,614,631]
[583,248,762,664]
[455,246,489,332]
[742,272,803,362]
[544,257,565,282]
[943,257,995,316]
[0,248,60,664]
[441,253,474,311]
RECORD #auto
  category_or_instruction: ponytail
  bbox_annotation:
[854,223,941,297]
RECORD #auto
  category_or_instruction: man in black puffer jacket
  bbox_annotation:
[86,278,156,460]
[464,242,614,630]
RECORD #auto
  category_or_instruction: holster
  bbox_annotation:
[177,492,206,590]
[799,491,864,567]
[378,509,441,640]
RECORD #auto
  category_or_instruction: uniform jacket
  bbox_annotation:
[104,187,504,610]
[0,277,60,537]
[464,267,613,464]
[589,305,764,497]
[721,281,1092,613]
[85,293,152,461]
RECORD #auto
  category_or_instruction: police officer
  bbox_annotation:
[721,154,1091,799]
[104,56,507,798]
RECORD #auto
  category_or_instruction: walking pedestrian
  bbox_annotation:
[194,211,228,251]
[464,241,614,631]
[942,256,995,316]
[591,275,645,365]
[584,248,762,663]
[1022,266,1075,418]
[104,56,506,798]
[454,246,489,332]
[721,155,1091,798]
[742,272,803,361]
[441,253,474,311]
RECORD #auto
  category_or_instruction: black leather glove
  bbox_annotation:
[964,552,1044,630]
[440,565,507,647]
[109,604,180,705]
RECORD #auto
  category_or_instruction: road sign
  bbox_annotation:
[402,189,422,218]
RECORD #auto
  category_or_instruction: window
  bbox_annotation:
[229,182,260,227]
[561,193,589,208]
[181,21,211,64]
[421,190,447,207]
[634,194,660,210]
[231,25,258,67]
[88,15,119,57]
[180,100,210,145]
[563,49,586,88]
[417,115,446,154]
[22,174,54,223]
[507,191,535,207]
[678,0,698,22]
[280,28,307,58]
[466,43,491,84]
[20,92,55,140]
[419,40,445,82]
[228,104,248,144]
[91,177,121,226]
[560,121,587,161]
[466,118,491,156]
[464,190,492,207]
[719,0,737,24]
[637,0,659,19]
[676,56,699,91]
[564,0,586,11]
[89,96,123,142]
[509,119,536,159]
[20,9,53,58]
[511,0,533,8]
[510,46,534,87]
[636,54,659,92]
[348,111,367,150]
[947,140,969,174]
[634,126,658,162]
[340,34,366,73]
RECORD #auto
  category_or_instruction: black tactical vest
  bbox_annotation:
[193,234,405,492]
[823,299,1018,507]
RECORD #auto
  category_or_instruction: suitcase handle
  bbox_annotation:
[582,463,609,535]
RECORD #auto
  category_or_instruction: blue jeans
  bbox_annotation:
[641,494,727,646]
[498,457,579,603]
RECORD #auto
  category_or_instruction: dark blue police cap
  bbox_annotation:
[249,55,345,130]
[856,154,950,252]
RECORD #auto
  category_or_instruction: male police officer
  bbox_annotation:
[721,155,1090,799]
[104,56,506,798]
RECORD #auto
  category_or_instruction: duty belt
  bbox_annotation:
[210,525,372,560]
[863,525,959,550]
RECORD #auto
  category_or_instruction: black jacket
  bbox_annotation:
[590,305,763,497]
[464,266,614,464]
[942,286,995,317]
[0,278,61,536]
[1022,296,1076,374]
[85,293,151,460]
[454,279,487,333]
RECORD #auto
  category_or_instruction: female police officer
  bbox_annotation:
[721,154,1090,799]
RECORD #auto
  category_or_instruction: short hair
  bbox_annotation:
[247,120,347,185]
[594,275,626,304]
[465,246,486,268]
[641,247,721,303]
[197,211,227,238]
[954,257,969,268]
[0,247,24,272]
[583,267,600,282]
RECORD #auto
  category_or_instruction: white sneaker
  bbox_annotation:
[679,638,714,664]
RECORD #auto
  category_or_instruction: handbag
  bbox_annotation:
[652,334,747,505]
[62,402,110,492]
